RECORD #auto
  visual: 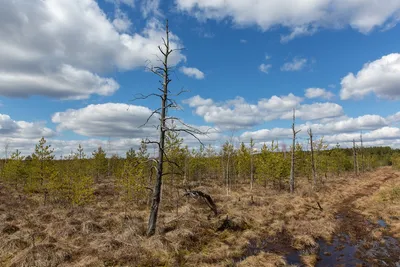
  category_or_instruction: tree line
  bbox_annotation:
[1,135,399,206]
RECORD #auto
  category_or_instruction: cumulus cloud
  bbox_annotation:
[179,67,205,79]
[0,0,185,99]
[184,94,315,129]
[340,53,400,100]
[0,114,55,139]
[112,8,133,32]
[52,103,159,138]
[281,57,307,71]
[324,127,400,144]
[259,63,272,74]
[301,114,388,135]
[0,137,147,158]
[305,88,335,100]
[51,103,219,148]
[281,103,344,121]
[0,65,119,100]
[141,0,162,18]
[0,113,56,157]
[387,112,400,124]
[240,114,393,146]
[176,0,400,40]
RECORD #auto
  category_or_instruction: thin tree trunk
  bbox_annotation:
[147,20,170,237]
[250,152,254,191]
[360,132,364,172]
[352,139,359,176]
[290,109,299,193]
[226,156,230,196]
[308,128,317,190]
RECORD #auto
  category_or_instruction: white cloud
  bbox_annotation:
[184,94,307,129]
[52,103,161,138]
[175,0,400,40]
[240,39,248,44]
[280,25,318,43]
[0,65,119,100]
[324,127,400,144]
[305,88,335,100]
[141,0,162,18]
[0,0,185,99]
[340,53,400,100]
[0,114,55,139]
[387,112,400,124]
[240,114,392,146]
[258,94,303,111]
[241,128,292,141]
[106,0,135,8]
[281,103,344,121]
[281,57,307,71]
[112,8,133,32]
[180,67,205,79]
[259,63,272,74]
[301,114,388,135]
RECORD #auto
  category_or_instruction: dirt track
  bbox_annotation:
[236,168,400,267]
[316,168,400,266]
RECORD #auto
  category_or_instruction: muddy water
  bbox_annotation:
[315,218,400,267]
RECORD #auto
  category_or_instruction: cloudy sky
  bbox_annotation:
[1,0,400,157]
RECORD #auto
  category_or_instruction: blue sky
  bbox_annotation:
[1,0,400,156]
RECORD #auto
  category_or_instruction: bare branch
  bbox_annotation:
[168,128,205,146]
[140,108,162,128]
[131,93,162,102]
[158,45,166,57]
[171,88,189,97]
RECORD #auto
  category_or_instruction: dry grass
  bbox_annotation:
[0,167,399,266]
[353,169,400,239]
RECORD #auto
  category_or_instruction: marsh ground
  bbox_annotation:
[1,167,399,267]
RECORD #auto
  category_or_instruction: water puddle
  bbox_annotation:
[316,233,400,266]
[234,216,399,266]
[377,219,388,228]
[316,234,364,266]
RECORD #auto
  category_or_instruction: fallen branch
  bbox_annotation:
[184,190,218,216]
[305,201,323,211]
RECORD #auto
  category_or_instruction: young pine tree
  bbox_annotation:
[3,149,26,190]
[30,137,57,203]
[91,146,108,182]
[63,144,94,206]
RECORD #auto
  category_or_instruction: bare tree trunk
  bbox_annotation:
[250,138,255,191]
[144,20,204,236]
[352,139,359,176]
[226,156,230,196]
[147,21,171,237]
[308,128,317,190]
[250,153,254,191]
[360,132,364,172]
[290,109,300,193]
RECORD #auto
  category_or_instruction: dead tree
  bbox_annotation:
[352,139,359,176]
[137,20,205,236]
[290,109,301,193]
[308,128,317,190]
[250,138,255,191]
[360,132,364,172]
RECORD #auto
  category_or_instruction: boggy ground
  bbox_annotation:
[0,167,399,267]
